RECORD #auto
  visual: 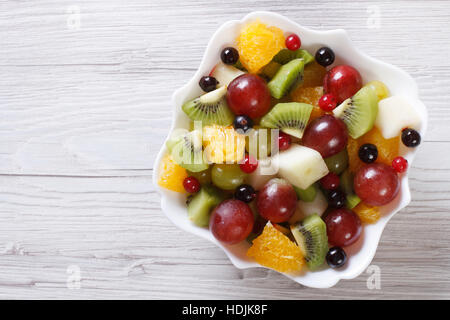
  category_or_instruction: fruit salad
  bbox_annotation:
[158,20,423,274]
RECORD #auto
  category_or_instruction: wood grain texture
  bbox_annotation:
[1,0,450,299]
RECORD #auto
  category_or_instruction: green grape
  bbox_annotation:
[365,80,389,101]
[211,164,246,191]
[187,167,212,185]
[324,149,349,175]
[245,127,272,159]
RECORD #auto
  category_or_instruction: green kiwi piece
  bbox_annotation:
[346,194,361,209]
[324,149,349,175]
[260,102,313,138]
[182,86,234,126]
[168,130,209,172]
[340,169,361,209]
[261,61,281,79]
[187,185,223,227]
[268,59,305,99]
[273,49,315,65]
[290,214,328,271]
[294,183,318,202]
[333,86,379,139]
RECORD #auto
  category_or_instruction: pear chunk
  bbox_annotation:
[274,144,329,190]
[375,95,422,139]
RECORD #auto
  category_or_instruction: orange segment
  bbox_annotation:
[290,86,323,106]
[353,202,380,224]
[247,222,304,273]
[290,86,326,124]
[158,154,188,193]
[237,21,285,74]
[347,127,400,174]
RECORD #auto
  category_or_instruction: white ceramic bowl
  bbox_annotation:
[152,11,428,288]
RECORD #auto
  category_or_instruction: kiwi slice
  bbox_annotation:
[261,61,281,79]
[187,185,223,227]
[167,130,209,172]
[268,59,305,99]
[182,86,234,126]
[260,102,313,139]
[290,214,328,271]
[340,169,361,209]
[294,183,318,202]
[346,194,361,209]
[273,49,314,65]
[333,86,379,139]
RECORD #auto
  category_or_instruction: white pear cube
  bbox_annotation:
[275,144,329,190]
[375,95,422,139]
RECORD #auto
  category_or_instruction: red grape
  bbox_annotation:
[354,163,400,206]
[324,208,362,247]
[210,199,254,245]
[256,178,297,223]
[302,114,348,158]
[226,74,271,119]
[324,65,362,103]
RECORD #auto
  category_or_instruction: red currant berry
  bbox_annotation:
[392,156,408,173]
[285,34,301,51]
[183,176,201,193]
[320,172,340,190]
[278,132,292,151]
[240,154,258,174]
[318,94,337,112]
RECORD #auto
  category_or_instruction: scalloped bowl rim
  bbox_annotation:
[152,11,428,288]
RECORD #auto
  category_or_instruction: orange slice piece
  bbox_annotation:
[158,154,188,193]
[347,127,400,174]
[247,222,304,273]
[353,202,381,224]
[237,21,285,74]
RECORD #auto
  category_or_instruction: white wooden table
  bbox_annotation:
[1,0,449,299]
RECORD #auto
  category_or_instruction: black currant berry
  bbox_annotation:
[358,143,378,163]
[315,47,335,67]
[401,128,421,147]
[328,189,345,208]
[233,115,253,134]
[199,76,218,92]
[234,184,256,203]
[326,246,347,268]
[221,47,239,65]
